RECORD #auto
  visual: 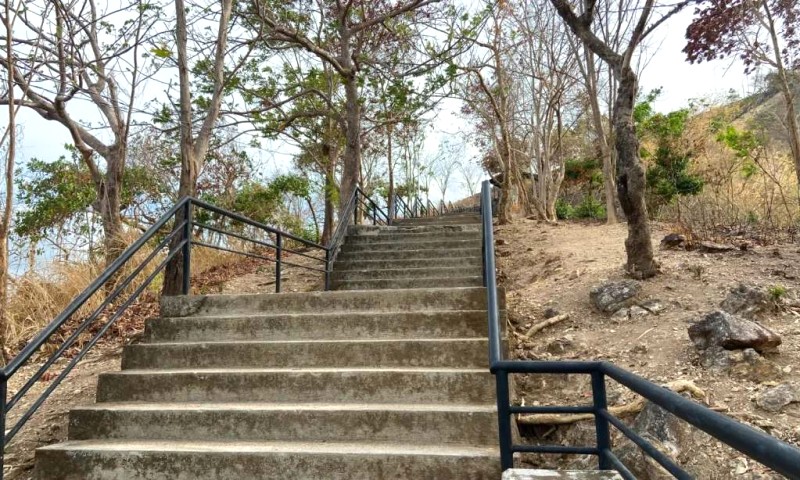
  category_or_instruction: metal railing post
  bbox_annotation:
[372,204,377,225]
[592,370,612,469]
[1,374,6,480]
[495,370,514,470]
[324,249,331,291]
[275,233,282,293]
[181,201,192,295]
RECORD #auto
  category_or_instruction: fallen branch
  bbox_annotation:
[517,380,706,425]
[523,313,570,338]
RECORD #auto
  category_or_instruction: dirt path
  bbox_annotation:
[496,219,800,478]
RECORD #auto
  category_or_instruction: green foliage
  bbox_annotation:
[714,124,767,179]
[635,92,704,211]
[768,284,787,303]
[15,149,167,241]
[564,158,602,187]
[573,196,606,220]
[555,199,574,220]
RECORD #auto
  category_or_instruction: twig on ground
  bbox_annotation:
[522,313,570,338]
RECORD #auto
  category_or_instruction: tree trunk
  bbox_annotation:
[387,123,395,221]
[99,153,125,267]
[585,51,619,224]
[321,140,337,245]
[613,66,657,278]
[162,149,199,296]
[339,72,361,214]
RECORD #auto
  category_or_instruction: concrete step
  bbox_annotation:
[345,231,481,243]
[340,239,477,252]
[160,287,491,317]
[503,470,624,480]
[36,440,501,480]
[97,368,495,404]
[122,338,488,369]
[69,402,497,445]
[394,216,480,226]
[145,310,489,343]
[333,277,484,290]
[336,247,481,261]
[349,224,480,235]
[334,257,482,271]
[332,266,480,281]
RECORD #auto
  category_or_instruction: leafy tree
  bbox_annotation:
[685,0,800,189]
[635,94,704,214]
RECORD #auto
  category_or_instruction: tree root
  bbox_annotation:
[517,380,706,425]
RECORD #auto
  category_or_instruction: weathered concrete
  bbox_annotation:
[335,256,482,271]
[122,338,488,369]
[502,470,623,480]
[336,247,482,261]
[340,239,478,252]
[36,440,501,480]
[96,368,495,404]
[160,287,497,317]
[331,266,479,281]
[69,403,497,444]
[334,276,483,290]
[144,310,490,343]
[35,211,503,480]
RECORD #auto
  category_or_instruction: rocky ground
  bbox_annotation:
[496,219,800,479]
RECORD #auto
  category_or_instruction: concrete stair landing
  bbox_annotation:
[35,212,502,479]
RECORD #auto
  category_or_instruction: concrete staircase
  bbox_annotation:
[34,212,502,479]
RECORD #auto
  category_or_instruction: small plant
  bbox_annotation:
[768,284,788,304]
[574,196,606,220]
[687,264,705,280]
[555,199,574,220]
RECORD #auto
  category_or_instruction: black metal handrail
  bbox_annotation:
[0,188,390,477]
[479,180,800,479]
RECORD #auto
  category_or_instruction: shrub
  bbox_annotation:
[574,196,606,220]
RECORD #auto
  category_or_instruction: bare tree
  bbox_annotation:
[0,0,161,265]
[549,0,688,278]
[509,0,581,222]
[162,0,238,295]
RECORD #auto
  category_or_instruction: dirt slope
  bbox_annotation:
[497,219,800,478]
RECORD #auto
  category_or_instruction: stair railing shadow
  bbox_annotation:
[480,179,800,479]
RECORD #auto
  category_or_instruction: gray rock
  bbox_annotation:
[721,283,770,319]
[756,383,798,413]
[729,348,784,381]
[629,305,650,318]
[545,337,574,355]
[617,399,696,479]
[543,307,560,319]
[688,310,781,353]
[590,280,641,314]
[697,241,736,253]
[661,233,687,249]
[640,299,667,314]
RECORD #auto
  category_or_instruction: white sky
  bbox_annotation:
[8,7,753,202]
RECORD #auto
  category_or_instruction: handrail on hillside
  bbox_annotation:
[479,179,800,479]
[0,184,442,478]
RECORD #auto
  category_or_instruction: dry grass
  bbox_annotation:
[2,230,246,357]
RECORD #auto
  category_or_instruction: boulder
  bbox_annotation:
[756,383,798,413]
[721,283,770,319]
[590,280,641,314]
[617,399,696,479]
[661,233,687,249]
[688,311,781,353]
[729,349,784,381]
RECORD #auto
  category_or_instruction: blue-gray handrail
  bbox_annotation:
[0,187,393,479]
[480,179,800,478]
